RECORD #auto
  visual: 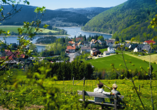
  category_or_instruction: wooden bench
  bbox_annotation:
[78,90,125,110]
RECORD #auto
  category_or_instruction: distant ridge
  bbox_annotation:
[1,5,111,27]
[82,0,157,41]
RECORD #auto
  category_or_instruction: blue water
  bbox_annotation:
[0,27,112,52]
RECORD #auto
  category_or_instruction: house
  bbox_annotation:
[125,43,138,50]
[90,48,101,56]
[78,41,89,47]
[103,51,110,56]
[77,42,84,48]
[133,44,144,52]
[76,37,83,42]
[143,40,156,44]
[80,46,91,53]
[133,44,152,53]
[68,41,75,45]
[106,40,115,46]
[66,46,76,53]
[0,50,25,60]
[107,47,115,53]
[90,39,99,47]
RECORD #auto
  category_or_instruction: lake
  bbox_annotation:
[58,27,112,39]
[0,27,112,52]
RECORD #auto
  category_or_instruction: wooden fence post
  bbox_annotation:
[83,77,85,86]
[73,77,74,85]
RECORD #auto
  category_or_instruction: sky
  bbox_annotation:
[24,0,128,10]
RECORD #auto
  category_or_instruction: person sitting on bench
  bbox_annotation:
[94,82,114,102]
[110,83,121,104]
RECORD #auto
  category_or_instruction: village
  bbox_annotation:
[65,36,156,62]
[0,36,156,69]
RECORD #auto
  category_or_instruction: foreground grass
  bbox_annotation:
[0,25,58,34]
[52,79,157,109]
[85,53,157,71]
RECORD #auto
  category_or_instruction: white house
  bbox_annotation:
[107,47,115,53]
[103,51,110,56]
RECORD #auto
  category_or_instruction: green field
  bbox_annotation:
[0,25,58,34]
[85,54,157,71]
[99,48,107,53]
[52,79,157,110]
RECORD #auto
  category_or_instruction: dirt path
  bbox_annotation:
[125,53,157,63]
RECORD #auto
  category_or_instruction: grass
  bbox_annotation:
[0,25,58,34]
[85,53,157,71]
[125,52,157,63]
[52,79,157,110]
[99,48,107,53]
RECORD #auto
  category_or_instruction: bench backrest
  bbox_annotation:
[77,90,124,100]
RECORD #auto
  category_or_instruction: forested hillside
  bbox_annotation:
[82,0,157,41]
[1,5,111,27]
[1,5,89,27]
[57,7,111,19]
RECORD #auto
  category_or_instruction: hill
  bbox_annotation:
[1,5,111,27]
[1,5,89,27]
[57,7,111,19]
[82,0,157,41]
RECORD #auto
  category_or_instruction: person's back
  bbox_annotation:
[110,84,121,104]
[94,82,111,102]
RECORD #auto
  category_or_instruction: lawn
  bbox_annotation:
[52,79,157,110]
[99,48,107,53]
[85,53,157,71]
[0,25,58,34]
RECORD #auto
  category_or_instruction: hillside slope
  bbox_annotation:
[57,7,111,19]
[82,0,157,41]
[1,5,89,27]
[1,5,111,27]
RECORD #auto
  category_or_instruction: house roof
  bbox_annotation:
[81,46,91,50]
[0,50,25,60]
[106,40,114,43]
[76,37,83,42]
[68,41,75,44]
[144,40,156,44]
[67,46,76,50]
[142,45,151,51]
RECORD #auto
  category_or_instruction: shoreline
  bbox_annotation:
[35,44,48,46]
[57,26,113,36]
[82,30,113,36]
[0,35,69,37]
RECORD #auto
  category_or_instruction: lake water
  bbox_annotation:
[58,27,112,39]
[0,27,112,52]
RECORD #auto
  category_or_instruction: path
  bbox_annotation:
[68,52,81,62]
[125,53,157,63]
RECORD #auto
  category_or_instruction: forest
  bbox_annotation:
[82,0,157,42]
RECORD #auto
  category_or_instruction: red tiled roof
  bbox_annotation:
[76,37,83,42]
[144,40,156,44]
[68,41,75,44]
[67,46,76,50]
[0,50,25,60]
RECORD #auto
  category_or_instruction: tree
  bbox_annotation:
[98,36,104,41]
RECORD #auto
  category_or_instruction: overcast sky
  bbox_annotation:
[24,0,128,10]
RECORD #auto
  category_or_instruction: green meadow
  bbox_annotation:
[85,54,157,71]
[0,25,58,34]
[52,79,157,110]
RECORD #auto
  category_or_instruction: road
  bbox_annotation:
[68,52,81,62]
